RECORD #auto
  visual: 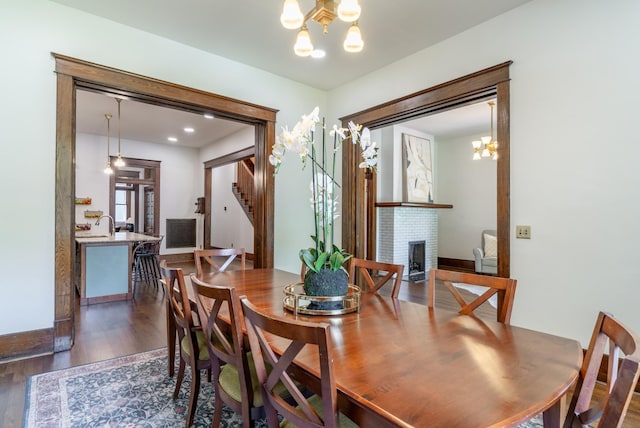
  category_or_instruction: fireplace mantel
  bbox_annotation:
[376,202,453,209]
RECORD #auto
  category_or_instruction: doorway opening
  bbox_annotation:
[54,54,276,352]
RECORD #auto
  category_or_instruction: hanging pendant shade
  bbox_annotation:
[104,113,114,175]
[113,98,125,168]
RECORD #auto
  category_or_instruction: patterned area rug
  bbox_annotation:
[23,348,266,428]
[23,347,544,427]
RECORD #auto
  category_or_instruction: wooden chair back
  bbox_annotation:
[240,296,341,428]
[564,311,640,428]
[428,268,517,324]
[190,274,258,427]
[194,247,246,276]
[348,258,405,298]
[161,262,195,336]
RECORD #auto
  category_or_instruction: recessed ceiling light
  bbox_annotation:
[184,127,195,133]
[168,136,178,142]
[204,113,214,119]
[311,49,326,58]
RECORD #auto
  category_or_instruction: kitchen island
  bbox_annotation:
[75,232,161,305]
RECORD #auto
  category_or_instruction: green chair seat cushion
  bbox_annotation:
[219,352,289,408]
[279,394,359,428]
[180,330,210,361]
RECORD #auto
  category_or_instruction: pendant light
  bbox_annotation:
[113,98,125,168]
[103,114,113,175]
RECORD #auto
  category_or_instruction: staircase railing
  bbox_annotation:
[233,158,255,224]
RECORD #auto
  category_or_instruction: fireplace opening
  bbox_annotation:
[408,240,426,281]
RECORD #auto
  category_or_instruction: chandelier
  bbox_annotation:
[472,101,498,161]
[280,0,364,57]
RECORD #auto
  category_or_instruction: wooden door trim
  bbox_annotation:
[53,53,275,352]
[340,61,512,277]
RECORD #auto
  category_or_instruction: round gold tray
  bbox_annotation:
[283,283,361,316]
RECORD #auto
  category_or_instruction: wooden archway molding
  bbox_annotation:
[53,53,275,351]
[340,61,512,278]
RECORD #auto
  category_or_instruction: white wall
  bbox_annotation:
[0,0,324,335]
[211,163,255,252]
[200,126,256,253]
[436,132,496,260]
[329,0,640,345]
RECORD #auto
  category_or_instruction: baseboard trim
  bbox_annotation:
[437,257,475,273]
[0,327,54,361]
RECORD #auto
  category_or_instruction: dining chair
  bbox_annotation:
[160,262,211,427]
[563,311,640,428]
[190,274,267,427]
[240,296,358,428]
[348,258,405,298]
[194,247,246,276]
[427,268,517,324]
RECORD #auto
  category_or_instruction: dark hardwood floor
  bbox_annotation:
[1,263,639,427]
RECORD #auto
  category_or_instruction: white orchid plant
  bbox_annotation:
[270,107,378,274]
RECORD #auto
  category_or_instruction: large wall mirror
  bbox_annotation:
[341,62,512,277]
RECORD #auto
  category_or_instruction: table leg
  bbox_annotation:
[542,395,566,428]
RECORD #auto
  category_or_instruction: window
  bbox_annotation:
[114,189,129,225]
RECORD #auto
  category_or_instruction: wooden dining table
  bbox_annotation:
[180,268,582,428]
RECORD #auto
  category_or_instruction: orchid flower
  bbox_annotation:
[270,106,378,272]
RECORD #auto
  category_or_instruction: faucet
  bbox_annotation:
[95,215,115,235]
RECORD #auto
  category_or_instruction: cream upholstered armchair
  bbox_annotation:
[473,229,497,275]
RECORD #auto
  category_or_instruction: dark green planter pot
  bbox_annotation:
[303,268,348,310]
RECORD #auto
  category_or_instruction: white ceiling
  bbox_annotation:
[52,0,530,91]
[65,0,519,146]
[76,90,249,148]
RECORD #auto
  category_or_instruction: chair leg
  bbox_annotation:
[155,256,165,295]
[132,256,141,299]
[212,382,224,428]
[186,368,200,428]
[174,358,185,400]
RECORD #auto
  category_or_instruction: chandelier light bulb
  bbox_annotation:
[472,140,481,149]
[481,148,491,158]
[281,0,304,29]
[294,26,314,56]
[473,151,481,161]
[337,0,361,22]
[343,23,364,53]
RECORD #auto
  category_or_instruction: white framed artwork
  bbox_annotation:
[402,133,433,203]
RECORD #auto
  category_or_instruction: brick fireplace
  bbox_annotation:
[377,205,438,281]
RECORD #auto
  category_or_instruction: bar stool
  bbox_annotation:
[132,236,164,297]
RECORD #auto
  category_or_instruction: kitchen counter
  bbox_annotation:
[75,232,162,305]
[75,231,161,244]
